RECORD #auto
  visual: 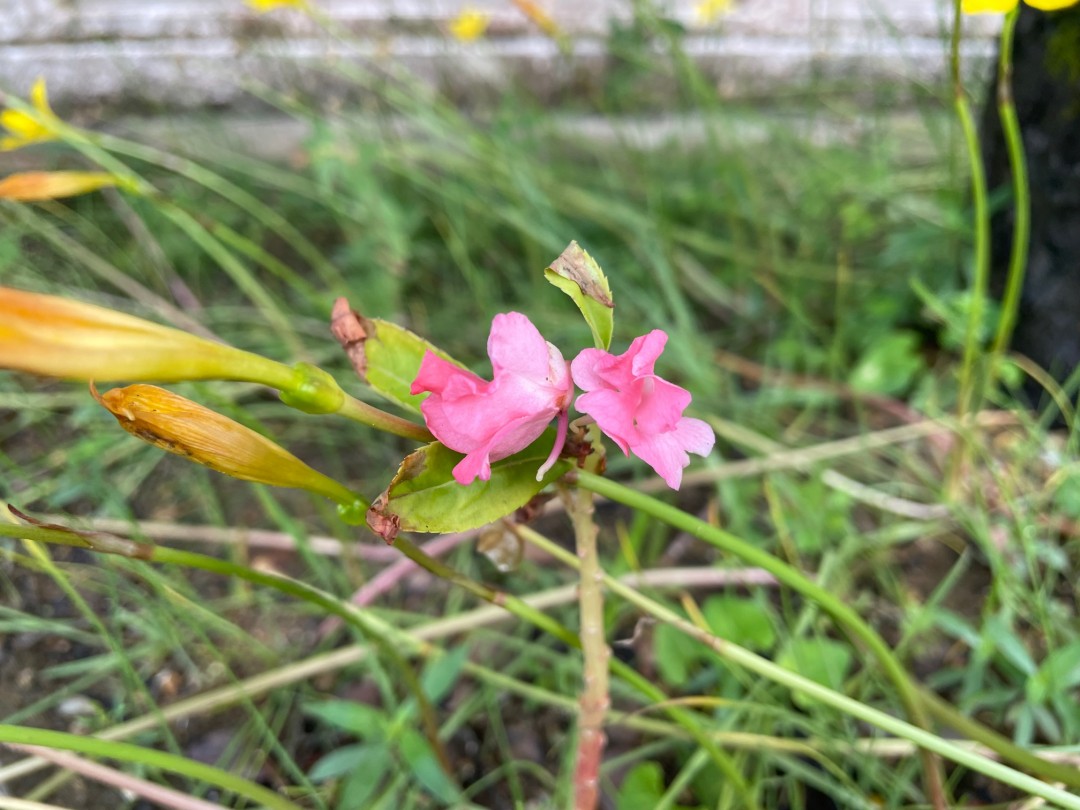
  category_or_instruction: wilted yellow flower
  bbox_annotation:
[1,78,60,151]
[93,384,362,506]
[0,171,130,202]
[245,0,310,11]
[450,8,489,41]
[0,286,295,388]
[963,0,1077,12]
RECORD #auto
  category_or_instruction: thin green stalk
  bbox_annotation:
[335,395,433,441]
[514,523,1080,807]
[952,0,993,420]
[391,537,758,808]
[0,726,299,810]
[91,131,347,292]
[573,470,948,806]
[990,6,1030,357]
[154,201,305,358]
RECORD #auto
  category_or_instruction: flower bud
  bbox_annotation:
[0,286,294,388]
[0,171,134,202]
[93,383,365,509]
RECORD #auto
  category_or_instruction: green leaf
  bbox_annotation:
[616,762,665,810]
[398,728,462,804]
[848,331,924,396]
[334,746,393,810]
[1027,641,1080,704]
[545,241,614,350]
[309,743,379,783]
[304,700,386,741]
[777,637,853,709]
[331,301,463,412]
[420,645,469,705]
[702,594,777,652]
[653,622,704,686]
[367,432,570,539]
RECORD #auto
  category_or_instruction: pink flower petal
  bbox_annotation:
[412,313,573,485]
[570,329,713,489]
[488,312,551,379]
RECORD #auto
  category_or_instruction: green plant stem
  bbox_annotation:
[514,523,1080,806]
[573,470,948,807]
[0,521,448,785]
[0,726,298,810]
[391,536,759,808]
[990,6,1030,357]
[561,486,608,810]
[336,394,433,441]
[952,0,993,422]
[0,520,754,806]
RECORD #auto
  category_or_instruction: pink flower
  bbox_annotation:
[571,330,714,489]
[411,312,573,485]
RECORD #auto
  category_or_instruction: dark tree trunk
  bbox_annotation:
[982,5,1080,388]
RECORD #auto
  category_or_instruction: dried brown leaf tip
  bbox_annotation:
[548,241,614,308]
[366,492,400,544]
[330,297,370,380]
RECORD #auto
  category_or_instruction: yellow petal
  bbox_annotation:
[245,0,309,11]
[30,77,52,116]
[695,0,733,23]
[0,286,291,386]
[961,0,1019,12]
[93,384,358,504]
[1,79,60,151]
[450,8,490,41]
[1024,0,1079,8]
[0,171,119,202]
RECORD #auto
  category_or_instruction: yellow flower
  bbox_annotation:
[963,0,1077,12]
[1,78,60,151]
[93,384,361,506]
[0,171,128,202]
[695,0,733,24]
[0,286,294,388]
[245,0,310,11]
[450,8,490,41]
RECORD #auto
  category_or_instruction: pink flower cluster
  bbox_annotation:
[411,313,714,489]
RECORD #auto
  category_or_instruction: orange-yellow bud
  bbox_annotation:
[93,384,363,508]
[0,171,130,202]
[0,286,294,387]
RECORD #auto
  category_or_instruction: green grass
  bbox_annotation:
[1,6,1078,809]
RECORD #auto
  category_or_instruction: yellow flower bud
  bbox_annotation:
[0,171,131,202]
[0,286,294,387]
[93,383,364,508]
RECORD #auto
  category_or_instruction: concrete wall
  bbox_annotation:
[2,0,1000,114]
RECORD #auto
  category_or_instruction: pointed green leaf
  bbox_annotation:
[545,241,614,350]
[398,728,462,803]
[367,432,570,539]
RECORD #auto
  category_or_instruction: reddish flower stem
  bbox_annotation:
[562,484,608,809]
